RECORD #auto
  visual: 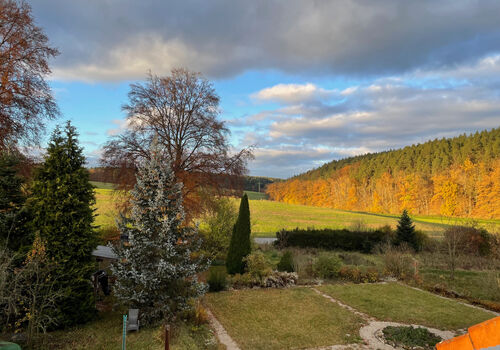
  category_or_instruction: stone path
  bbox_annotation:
[206,308,241,350]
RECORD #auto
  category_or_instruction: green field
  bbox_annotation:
[93,187,499,239]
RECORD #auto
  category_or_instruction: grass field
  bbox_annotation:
[42,311,221,350]
[92,184,499,239]
[318,282,494,330]
[204,287,363,349]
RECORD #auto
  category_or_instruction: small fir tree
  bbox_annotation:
[395,209,418,251]
[111,147,208,325]
[29,122,98,327]
[226,194,251,274]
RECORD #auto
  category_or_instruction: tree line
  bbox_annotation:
[267,128,500,219]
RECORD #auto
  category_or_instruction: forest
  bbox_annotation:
[267,128,500,219]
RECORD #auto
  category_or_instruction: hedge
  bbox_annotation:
[275,228,392,253]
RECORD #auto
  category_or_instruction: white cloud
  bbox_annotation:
[252,83,336,104]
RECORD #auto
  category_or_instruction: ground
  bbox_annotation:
[91,184,500,239]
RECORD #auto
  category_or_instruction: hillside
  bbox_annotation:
[267,128,500,219]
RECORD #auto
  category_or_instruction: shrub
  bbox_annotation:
[244,252,272,283]
[207,267,227,292]
[383,245,417,280]
[338,266,381,283]
[226,194,251,274]
[313,254,342,279]
[230,271,298,289]
[382,326,441,349]
[277,251,295,272]
[274,228,392,253]
[337,252,376,266]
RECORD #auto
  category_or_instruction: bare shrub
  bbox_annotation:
[382,244,418,280]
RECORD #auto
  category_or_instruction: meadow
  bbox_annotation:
[92,184,499,240]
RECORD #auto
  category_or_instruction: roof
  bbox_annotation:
[92,245,118,260]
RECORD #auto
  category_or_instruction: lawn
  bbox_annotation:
[41,311,221,350]
[93,189,499,239]
[318,282,495,330]
[418,268,500,303]
[246,200,448,237]
[204,287,363,350]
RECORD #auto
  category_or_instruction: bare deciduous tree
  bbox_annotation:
[102,68,253,215]
[0,0,59,150]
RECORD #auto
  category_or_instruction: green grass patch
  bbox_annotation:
[418,268,500,302]
[246,200,447,237]
[318,282,494,330]
[90,181,117,190]
[382,326,441,350]
[244,191,268,200]
[41,311,220,350]
[204,287,363,350]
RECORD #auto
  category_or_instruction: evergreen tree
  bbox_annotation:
[111,146,208,325]
[395,209,418,251]
[226,194,251,274]
[0,152,32,253]
[29,122,98,327]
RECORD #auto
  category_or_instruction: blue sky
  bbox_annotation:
[31,1,500,178]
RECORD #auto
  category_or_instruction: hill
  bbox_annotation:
[267,128,500,219]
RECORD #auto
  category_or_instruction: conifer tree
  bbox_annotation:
[29,121,98,327]
[0,152,31,253]
[395,209,418,251]
[226,194,251,274]
[111,145,208,325]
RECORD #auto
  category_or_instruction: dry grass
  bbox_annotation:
[204,287,363,350]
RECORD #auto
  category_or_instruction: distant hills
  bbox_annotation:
[267,128,500,219]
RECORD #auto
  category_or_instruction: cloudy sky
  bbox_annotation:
[31,0,500,178]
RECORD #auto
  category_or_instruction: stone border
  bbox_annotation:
[205,308,241,350]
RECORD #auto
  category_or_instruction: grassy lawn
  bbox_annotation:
[204,288,363,350]
[318,282,494,330]
[244,190,268,200]
[90,181,117,190]
[94,189,118,231]
[418,268,500,302]
[92,190,499,239]
[246,200,448,237]
[41,311,221,350]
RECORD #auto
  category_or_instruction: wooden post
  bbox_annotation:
[164,324,170,350]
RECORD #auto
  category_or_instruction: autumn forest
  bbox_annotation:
[266,128,500,219]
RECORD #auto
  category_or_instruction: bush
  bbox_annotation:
[313,254,342,279]
[274,228,392,253]
[230,271,298,289]
[382,326,441,349]
[207,267,227,292]
[277,251,295,272]
[338,266,381,283]
[244,252,272,283]
[383,245,417,280]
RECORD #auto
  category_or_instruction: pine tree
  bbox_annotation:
[0,152,32,254]
[111,146,208,325]
[395,209,418,251]
[226,194,251,274]
[29,121,98,327]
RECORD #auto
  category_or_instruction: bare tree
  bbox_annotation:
[102,69,253,215]
[0,0,59,150]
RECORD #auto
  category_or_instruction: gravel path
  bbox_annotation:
[206,308,241,350]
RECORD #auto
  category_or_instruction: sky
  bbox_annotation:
[30,0,500,178]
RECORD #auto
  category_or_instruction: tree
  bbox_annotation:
[29,122,98,327]
[226,194,251,274]
[0,151,32,253]
[0,0,59,150]
[102,69,252,216]
[111,145,208,325]
[201,197,237,260]
[395,209,418,251]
